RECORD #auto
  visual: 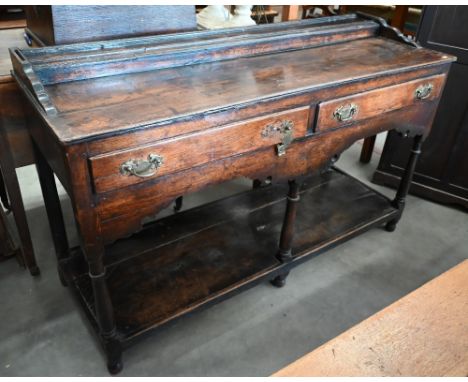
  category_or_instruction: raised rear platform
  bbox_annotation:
[60,168,398,345]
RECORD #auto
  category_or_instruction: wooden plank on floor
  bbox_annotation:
[273,259,468,377]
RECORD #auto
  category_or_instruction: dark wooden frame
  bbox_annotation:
[0,28,39,274]
[0,94,40,276]
[0,126,37,272]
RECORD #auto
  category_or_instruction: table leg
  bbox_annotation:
[271,179,300,288]
[0,206,20,260]
[88,253,122,374]
[0,167,11,211]
[64,146,122,374]
[0,127,38,275]
[385,134,423,232]
[33,142,69,282]
[360,135,376,163]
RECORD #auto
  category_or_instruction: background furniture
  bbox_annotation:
[0,27,38,274]
[251,6,278,24]
[0,6,26,29]
[281,5,300,21]
[24,5,197,46]
[274,259,468,377]
[373,6,468,209]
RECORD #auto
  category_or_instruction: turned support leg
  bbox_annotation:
[64,146,123,374]
[385,134,423,232]
[34,142,69,282]
[88,257,122,374]
[271,179,300,288]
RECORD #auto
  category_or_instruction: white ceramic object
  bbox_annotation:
[225,5,256,27]
[197,5,230,30]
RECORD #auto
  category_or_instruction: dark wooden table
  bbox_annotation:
[0,27,38,274]
[11,13,454,373]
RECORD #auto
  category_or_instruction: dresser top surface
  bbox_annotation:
[48,38,449,142]
[10,14,454,144]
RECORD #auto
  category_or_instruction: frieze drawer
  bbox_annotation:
[89,107,311,193]
[315,74,446,132]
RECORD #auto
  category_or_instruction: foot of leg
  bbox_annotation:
[57,265,68,286]
[270,272,290,288]
[28,265,40,276]
[107,355,123,375]
[106,338,123,375]
[107,357,123,374]
[385,219,397,232]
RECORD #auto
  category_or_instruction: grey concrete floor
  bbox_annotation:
[0,135,467,376]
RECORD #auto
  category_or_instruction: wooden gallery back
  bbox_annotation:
[10,13,454,373]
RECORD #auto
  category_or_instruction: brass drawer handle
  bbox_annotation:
[120,153,164,178]
[415,83,433,100]
[262,120,294,156]
[333,103,358,122]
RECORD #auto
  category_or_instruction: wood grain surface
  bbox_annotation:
[42,37,450,143]
[0,28,34,168]
[273,260,468,377]
[95,103,438,243]
[84,64,447,156]
[0,80,35,167]
[89,107,310,193]
[11,14,456,372]
[316,74,445,131]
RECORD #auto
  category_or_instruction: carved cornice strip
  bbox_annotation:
[356,11,420,48]
[9,48,57,115]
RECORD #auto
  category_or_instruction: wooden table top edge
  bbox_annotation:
[273,259,468,377]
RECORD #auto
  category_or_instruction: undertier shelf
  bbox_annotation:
[62,168,398,344]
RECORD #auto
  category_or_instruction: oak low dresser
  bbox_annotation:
[10,13,454,373]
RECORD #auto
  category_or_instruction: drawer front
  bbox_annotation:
[315,74,446,132]
[97,102,438,243]
[90,107,311,193]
